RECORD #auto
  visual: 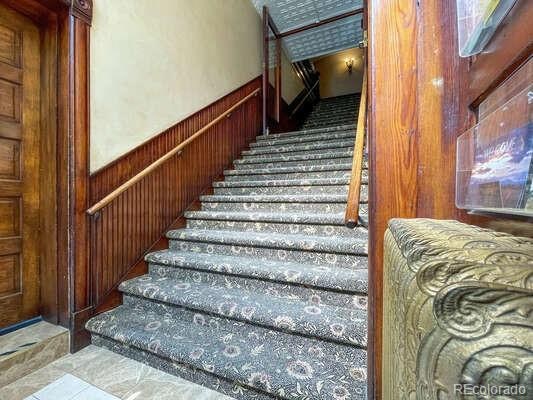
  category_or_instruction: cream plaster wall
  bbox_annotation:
[269,50,305,104]
[315,47,364,98]
[90,0,264,172]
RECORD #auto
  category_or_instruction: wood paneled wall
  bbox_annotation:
[88,77,261,310]
[367,0,532,398]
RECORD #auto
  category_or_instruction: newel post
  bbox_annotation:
[61,0,93,351]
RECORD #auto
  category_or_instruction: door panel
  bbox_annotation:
[0,3,41,329]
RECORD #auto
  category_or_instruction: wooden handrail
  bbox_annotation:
[87,88,260,215]
[345,64,367,228]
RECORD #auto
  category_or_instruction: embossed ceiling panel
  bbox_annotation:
[252,0,363,61]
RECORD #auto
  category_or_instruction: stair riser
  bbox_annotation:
[237,150,353,163]
[305,114,356,122]
[169,239,368,268]
[225,170,368,182]
[201,202,347,213]
[227,163,353,176]
[146,251,369,294]
[124,293,367,349]
[146,265,361,308]
[91,335,272,400]
[242,146,354,159]
[308,108,356,114]
[208,185,368,203]
[224,171,352,182]
[310,104,357,111]
[213,185,349,195]
[305,111,356,117]
[303,121,356,129]
[304,115,355,122]
[186,219,366,238]
[256,124,355,141]
[250,132,355,148]
[242,141,355,156]
[234,157,354,170]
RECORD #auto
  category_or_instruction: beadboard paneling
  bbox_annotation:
[88,77,261,307]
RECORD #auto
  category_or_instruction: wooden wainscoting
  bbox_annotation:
[87,78,261,320]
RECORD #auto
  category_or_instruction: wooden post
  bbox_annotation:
[275,37,282,122]
[262,6,269,134]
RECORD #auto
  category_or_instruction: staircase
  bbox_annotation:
[86,96,369,400]
[301,94,360,130]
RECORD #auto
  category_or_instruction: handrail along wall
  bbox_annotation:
[87,88,260,215]
[86,83,261,310]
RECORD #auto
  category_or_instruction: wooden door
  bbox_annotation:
[0,3,41,329]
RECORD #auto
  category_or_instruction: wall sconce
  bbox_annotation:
[345,58,354,74]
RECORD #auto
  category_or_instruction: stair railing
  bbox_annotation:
[87,88,260,216]
[289,79,320,118]
[345,63,367,228]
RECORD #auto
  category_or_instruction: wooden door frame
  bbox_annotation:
[0,0,91,351]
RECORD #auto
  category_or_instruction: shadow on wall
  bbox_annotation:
[314,47,364,98]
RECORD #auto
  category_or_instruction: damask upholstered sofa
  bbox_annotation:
[382,218,533,399]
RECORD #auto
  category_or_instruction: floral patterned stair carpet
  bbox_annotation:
[301,94,360,130]
[86,98,369,399]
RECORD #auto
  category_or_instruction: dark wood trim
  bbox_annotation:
[65,0,92,25]
[38,10,59,324]
[68,15,91,351]
[278,8,364,38]
[262,6,269,134]
[0,0,92,350]
[274,37,282,122]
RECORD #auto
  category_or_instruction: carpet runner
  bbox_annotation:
[86,95,368,399]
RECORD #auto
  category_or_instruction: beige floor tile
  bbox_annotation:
[0,322,69,387]
[0,322,67,359]
[122,369,233,400]
[0,365,66,400]
[2,345,232,400]
[50,345,113,373]
[64,348,162,398]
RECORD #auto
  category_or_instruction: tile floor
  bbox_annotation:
[0,345,233,400]
[0,321,69,387]
[25,373,119,400]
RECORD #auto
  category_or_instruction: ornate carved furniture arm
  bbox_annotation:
[382,218,533,400]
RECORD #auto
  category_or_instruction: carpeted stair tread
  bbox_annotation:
[213,177,351,188]
[242,139,355,156]
[234,157,355,171]
[119,274,367,347]
[87,306,367,400]
[224,163,353,176]
[185,210,346,224]
[145,250,368,293]
[212,185,350,196]
[185,210,368,237]
[256,124,355,140]
[167,229,368,256]
[250,130,355,148]
[235,150,354,165]
[200,194,348,203]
